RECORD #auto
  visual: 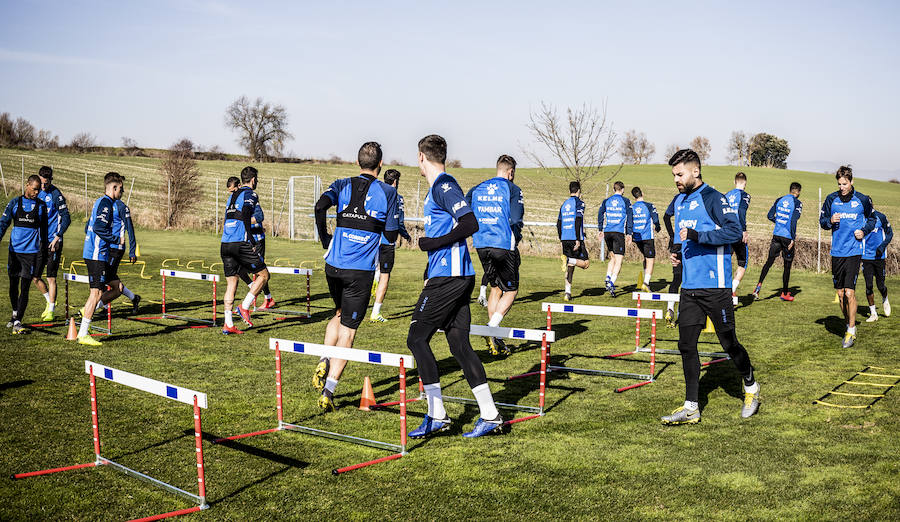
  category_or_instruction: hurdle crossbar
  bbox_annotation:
[213,338,412,475]
[253,266,312,318]
[627,292,731,360]
[63,273,112,335]
[160,270,218,326]
[12,361,209,520]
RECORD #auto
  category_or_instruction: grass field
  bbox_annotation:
[1,225,899,520]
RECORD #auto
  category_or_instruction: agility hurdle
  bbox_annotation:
[159,270,218,326]
[63,273,112,335]
[13,361,209,521]
[214,338,412,475]
[628,292,732,362]
[253,266,312,318]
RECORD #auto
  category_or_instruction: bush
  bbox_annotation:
[159,139,201,228]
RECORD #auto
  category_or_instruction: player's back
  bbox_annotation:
[600,194,629,232]
[862,211,890,260]
[772,194,799,239]
[558,196,584,240]
[632,201,656,241]
[83,195,114,261]
[424,173,474,278]
[221,187,258,244]
[468,177,520,250]
[325,175,397,271]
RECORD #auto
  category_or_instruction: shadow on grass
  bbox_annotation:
[0,379,34,398]
[697,361,743,412]
[760,286,803,301]
[815,315,846,338]
[107,431,191,460]
[200,429,310,469]
[208,466,293,507]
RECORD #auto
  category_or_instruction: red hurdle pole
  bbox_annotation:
[545,304,552,362]
[399,358,407,453]
[193,395,207,505]
[106,301,112,334]
[635,295,641,352]
[161,274,166,315]
[212,281,217,326]
[539,333,547,409]
[12,462,97,479]
[275,341,284,423]
[90,365,101,458]
[65,278,69,324]
[650,312,657,378]
[306,273,311,317]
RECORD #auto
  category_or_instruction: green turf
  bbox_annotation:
[1,226,898,520]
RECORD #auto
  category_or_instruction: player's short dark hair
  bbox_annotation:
[668,149,702,174]
[836,165,853,182]
[569,181,581,194]
[26,174,41,186]
[418,134,447,164]
[358,142,383,171]
[631,186,642,198]
[240,166,258,183]
[38,166,53,179]
[383,169,401,187]
[227,176,240,189]
[613,181,625,192]
[735,172,747,182]
[104,172,121,185]
[496,154,516,172]
[790,182,802,193]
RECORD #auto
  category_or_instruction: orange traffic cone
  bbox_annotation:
[65,317,78,340]
[359,376,376,411]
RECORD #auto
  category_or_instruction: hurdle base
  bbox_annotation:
[160,314,217,326]
[443,395,542,414]
[129,505,206,522]
[212,427,280,443]
[99,457,205,506]
[506,368,553,381]
[701,357,730,367]
[635,346,728,359]
[615,380,654,393]
[371,397,423,409]
[280,421,402,453]
[12,461,97,479]
[548,365,651,381]
[332,453,404,475]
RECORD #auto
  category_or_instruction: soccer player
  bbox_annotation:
[660,149,759,425]
[558,181,590,301]
[465,154,524,356]
[406,134,504,439]
[31,166,70,322]
[370,168,411,323]
[663,188,685,327]
[862,209,892,322]
[0,175,48,334]
[248,190,275,309]
[820,166,876,347]
[77,173,121,346]
[725,172,751,296]
[630,186,661,293]
[220,166,270,335]
[597,181,632,297]
[753,182,802,302]
[225,177,256,291]
[94,173,140,315]
[312,142,399,411]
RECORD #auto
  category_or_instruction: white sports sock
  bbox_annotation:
[471,382,500,421]
[744,381,760,394]
[121,286,135,300]
[610,273,617,284]
[567,257,577,266]
[225,310,234,327]
[324,378,339,395]
[488,312,503,328]
[644,272,651,285]
[848,325,857,335]
[479,285,487,298]
[42,292,51,304]
[78,318,91,338]
[48,302,55,312]
[565,281,572,293]
[423,383,447,419]
[732,279,739,292]
[667,302,675,312]
[372,302,383,317]
[11,311,17,319]
[870,305,877,316]
[241,292,255,310]
[684,400,699,411]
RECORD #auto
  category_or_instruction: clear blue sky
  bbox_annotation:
[2,1,898,178]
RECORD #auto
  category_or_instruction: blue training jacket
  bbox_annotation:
[465,177,524,251]
[250,202,265,244]
[725,188,751,232]
[38,184,70,242]
[769,194,802,240]
[631,201,660,241]
[558,196,585,241]
[0,196,48,254]
[423,173,475,278]
[221,187,259,244]
[381,194,411,246]
[110,199,137,258]
[862,210,893,261]
[674,183,742,289]
[665,195,682,246]
[598,193,632,234]
[83,195,117,261]
[323,174,399,271]
[819,188,876,257]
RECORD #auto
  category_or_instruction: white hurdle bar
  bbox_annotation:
[253,266,312,318]
[213,338,413,475]
[160,269,219,326]
[629,292,731,361]
[63,273,111,334]
[13,361,209,521]
[631,291,739,306]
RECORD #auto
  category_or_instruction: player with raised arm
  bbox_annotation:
[370,168,411,323]
[558,181,590,301]
[660,149,759,425]
[725,172,751,296]
[597,181,632,297]
[312,142,399,411]
[465,154,524,356]
[406,134,505,439]
[820,166,876,347]
[862,209,892,321]
[31,166,70,322]
[753,182,802,301]
[630,186,661,292]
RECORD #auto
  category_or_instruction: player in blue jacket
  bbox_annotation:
[660,149,759,425]
[725,172,751,296]
[862,209,892,322]
[663,190,684,327]
[312,142,399,411]
[91,173,141,316]
[406,134,504,439]
[31,166,70,322]
[630,186,661,293]
[753,183,802,301]
[597,181,632,297]
[558,181,590,301]
[0,175,48,334]
[819,166,877,348]
[465,154,524,356]
[370,168,411,323]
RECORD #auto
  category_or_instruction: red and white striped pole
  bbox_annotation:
[65,278,70,324]
[650,312,657,379]
[306,274,311,318]
[546,304,552,362]
[193,395,207,506]
[89,366,101,459]
[635,295,641,351]
[539,333,547,410]
[106,302,112,334]
[275,341,283,424]
[212,281,217,326]
[161,274,167,315]
[399,358,407,453]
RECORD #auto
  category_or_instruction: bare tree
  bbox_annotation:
[225,96,293,162]
[159,138,201,228]
[663,144,681,162]
[13,118,35,147]
[618,129,656,164]
[726,131,751,166]
[690,136,711,163]
[524,101,618,193]
[69,132,97,151]
[34,129,59,149]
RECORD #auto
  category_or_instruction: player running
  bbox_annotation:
[406,134,504,439]
[663,187,685,327]
[370,168,411,323]
[725,172,751,296]
[31,166,70,322]
[312,142,399,411]
[753,182,802,301]
[93,173,140,315]
[660,149,759,425]
[220,166,270,335]
[0,175,48,334]
[597,181,632,297]
[819,166,876,348]
[248,190,275,310]
[862,209,892,322]
[558,181,590,301]
[630,186,660,292]
[465,154,524,356]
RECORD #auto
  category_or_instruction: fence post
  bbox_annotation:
[0,159,7,196]
[288,177,294,240]
[817,187,822,273]
[167,178,171,228]
[21,155,25,194]
[84,172,88,211]
[215,178,219,234]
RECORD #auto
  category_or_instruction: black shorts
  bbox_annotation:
[635,239,656,259]
[325,264,374,330]
[767,236,794,262]
[45,239,63,278]
[379,244,396,273]
[679,288,736,332]
[832,255,861,290]
[84,259,108,289]
[221,241,266,277]
[411,276,475,331]
[731,241,748,268]
[604,232,626,255]
[106,248,125,282]
[8,251,42,280]
[561,240,588,261]
[476,247,520,291]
